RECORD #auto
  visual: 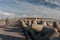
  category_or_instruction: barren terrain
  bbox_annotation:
[0,24,25,40]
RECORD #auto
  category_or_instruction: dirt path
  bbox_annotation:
[0,25,25,40]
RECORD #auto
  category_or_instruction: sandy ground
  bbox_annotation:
[0,25,26,40]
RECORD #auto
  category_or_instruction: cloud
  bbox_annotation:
[3,13,10,16]
[25,5,60,18]
[0,0,60,18]
[0,11,15,18]
[14,0,60,18]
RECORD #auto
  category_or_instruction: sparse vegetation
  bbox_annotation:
[0,17,60,40]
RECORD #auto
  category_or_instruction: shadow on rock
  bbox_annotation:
[0,34,25,40]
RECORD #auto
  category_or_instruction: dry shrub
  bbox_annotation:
[31,24,43,32]
[53,22,60,32]
[21,20,27,28]
[47,22,53,28]
[24,19,28,24]
[49,28,59,40]
[43,21,47,26]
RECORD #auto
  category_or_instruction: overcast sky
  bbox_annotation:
[0,0,60,18]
